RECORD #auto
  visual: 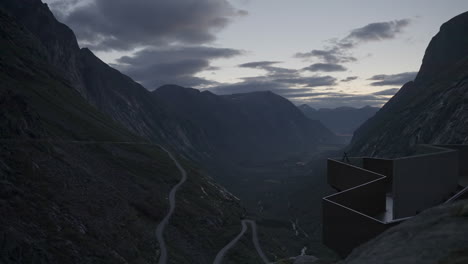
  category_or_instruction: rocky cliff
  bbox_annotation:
[340,200,468,264]
[348,11,468,157]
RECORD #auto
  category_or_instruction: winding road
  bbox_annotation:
[213,221,248,264]
[213,220,270,264]
[155,146,188,264]
[2,139,269,263]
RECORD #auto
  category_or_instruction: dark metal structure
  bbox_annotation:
[322,145,468,257]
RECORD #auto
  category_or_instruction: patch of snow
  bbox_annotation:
[290,219,299,236]
[207,181,240,201]
[301,246,307,256]
[200,186,208,196]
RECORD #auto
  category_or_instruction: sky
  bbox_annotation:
[44,0,468,108]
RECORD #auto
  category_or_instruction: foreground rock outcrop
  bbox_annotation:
[340,200,468,264]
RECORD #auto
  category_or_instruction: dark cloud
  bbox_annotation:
[341,76,358,82]
[117,46,243,65]
[368,72,417,86]
[372,88,400,95]
[114,46,243,89]
[294,19,411,65]
[345,19,411,43]
[50,0,245,51]
[303,63,347,72]
[211,60,338,94]
[207,75,336,95]
[238,61,281,68]
[238,61,299,79]
[294,48,356,64]
[275,76,337,86]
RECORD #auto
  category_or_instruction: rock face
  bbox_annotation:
[0,5,277,264]
[298,105,379,136]
[0,0,216,160]
[154,85,335,162]
[340,200,468,264]
[348,11,468,157]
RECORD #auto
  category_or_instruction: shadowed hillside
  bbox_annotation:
[348,11,468,157]
[0,5,284,263]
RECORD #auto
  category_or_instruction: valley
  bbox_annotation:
[1,0,468,263]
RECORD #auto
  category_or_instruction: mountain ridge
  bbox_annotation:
[2,0,336,164]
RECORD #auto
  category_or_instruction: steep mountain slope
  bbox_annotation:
[349,11,468,157]
[0,0,211,160]
[154,85,335,162]
[298,105,379,136]
[0,6,268,263]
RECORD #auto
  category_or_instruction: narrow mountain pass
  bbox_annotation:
[213,220,270,264]
[155,146,188,264]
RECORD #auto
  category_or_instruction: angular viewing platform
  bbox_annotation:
[322,145,468,257]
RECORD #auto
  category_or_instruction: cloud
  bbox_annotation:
[114,46,243,89]
[368,72,417,86]
[207,75,336,95]
[303,63,347,72]
[49,0,246,51]
[372,88,400,95]
[275,76,337,86]
[294,48,356,64]
[341,76,358,82]
[294,19,411,64]
[345,19,411,43]
[238,61,299,79]
[238,61,281,68]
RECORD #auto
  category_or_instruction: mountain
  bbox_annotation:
[298,105,379,136]
[0,0,213,161]
[0,0,335,165]
[0,3,281,263]
[338,11,468,263]
[154,85,336,162]
[0,0,337,262]
[348,11,468,157]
